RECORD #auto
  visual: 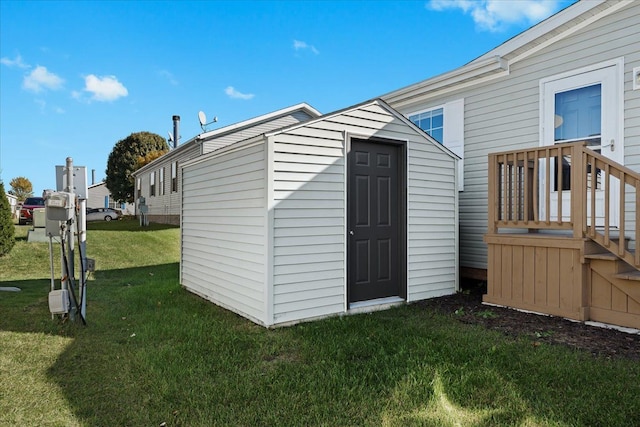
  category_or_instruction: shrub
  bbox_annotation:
[0,181,16,256]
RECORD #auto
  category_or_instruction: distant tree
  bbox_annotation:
[136,149,168,170]
[9,176,33,202]
[0,181,16,256]
[105,132,169,203]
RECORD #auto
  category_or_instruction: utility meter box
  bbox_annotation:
[46,192,75,221]
[49,289,70,314]
[33,208,46,228]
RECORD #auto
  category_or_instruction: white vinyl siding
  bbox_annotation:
[408,99,464,191]
[407,137,458,301]
[271,123,347,324]
[181,142,267,324]
[135,143,200,221]
[270,102,458,322]
[387,2,639,270]
[201,111,315,153]
[181,100,458,326]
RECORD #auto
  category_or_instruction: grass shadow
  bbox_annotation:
[87,218,178,232]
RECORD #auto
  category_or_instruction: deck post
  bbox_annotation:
[571,144,585,238]
[487,154,497,235]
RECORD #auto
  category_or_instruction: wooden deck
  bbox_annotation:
[484,142,640,329]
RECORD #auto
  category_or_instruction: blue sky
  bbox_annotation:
[0,0,576,195]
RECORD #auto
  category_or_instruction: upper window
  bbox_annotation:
[409,108,444,143]
[407,99,464,191]
[150,171,156,197]
[171,161,178,193]
[554,84,601,147]
[159,167,165,196]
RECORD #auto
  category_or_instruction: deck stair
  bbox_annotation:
[485,142,640,329]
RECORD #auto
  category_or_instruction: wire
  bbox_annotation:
[60,228,86,326]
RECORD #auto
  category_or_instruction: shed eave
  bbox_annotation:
[196,102,321,141]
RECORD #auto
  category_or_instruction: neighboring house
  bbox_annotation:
[132,103,321,225]
[181,99,459,327]
[5,192,18,218]
[87,182,135,215]
[383,0,640,329]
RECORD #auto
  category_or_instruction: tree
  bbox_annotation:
[0,181,16,256]
[105,132,169,203]
[9,176,33,202]
[136,150,168,170]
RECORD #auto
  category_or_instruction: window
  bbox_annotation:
[136,178,141,199]
[407,99,464,190]
[171,161,178,192]
[150,171,156,197]
[553,84,602,191]
[409,108,443,143]
[159,167,165,196]
[540,59,623,227]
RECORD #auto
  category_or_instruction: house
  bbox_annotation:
[180,99,459,327]
[132,103,321,225]
[383,0,639,328]
[87,182,135,215]
[5,191,18,218]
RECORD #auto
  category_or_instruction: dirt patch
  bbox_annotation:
[416,282,640,360]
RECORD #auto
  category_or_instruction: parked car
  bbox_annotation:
[19,197,45,225]
[86,207,121,222]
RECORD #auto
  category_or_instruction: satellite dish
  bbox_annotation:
[167,131,173,142]
[198,110,218,132]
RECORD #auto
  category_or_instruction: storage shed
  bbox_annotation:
[180,99,459,327]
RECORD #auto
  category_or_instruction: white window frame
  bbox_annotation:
[159,167,165,196]
[150,171,156,197]
[408,98,464,191]
[171,161,178,193]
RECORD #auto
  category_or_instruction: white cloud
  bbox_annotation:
[293,39,319,55]
[1,54,29,68]
[428,0,561,32]
[82,74,128,102]
[225,86,255,100]
[158,69,178,85]
[23,66,64,92]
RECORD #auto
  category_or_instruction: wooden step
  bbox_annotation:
[584,252,618,261]
[613,270,640,281]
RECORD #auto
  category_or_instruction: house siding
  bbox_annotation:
[87,182,135,215]
[201,111,315,153]
[388,2,639,270]
[181,142,267,324]
[137,143,201,224]
[134,107,319,226]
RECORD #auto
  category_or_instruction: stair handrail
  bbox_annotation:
[487,142,639,269]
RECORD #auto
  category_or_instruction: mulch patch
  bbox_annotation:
[415,282,640,361]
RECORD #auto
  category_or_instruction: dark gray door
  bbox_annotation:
[348,139,403,303]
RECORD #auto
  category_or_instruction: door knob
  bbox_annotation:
[349,230,354,235]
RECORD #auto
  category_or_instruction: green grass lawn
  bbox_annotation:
[1,219,639,426]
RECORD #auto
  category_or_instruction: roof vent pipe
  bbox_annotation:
[172,115,180,149]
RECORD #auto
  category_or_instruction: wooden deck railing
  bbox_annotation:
[488,142,640,269]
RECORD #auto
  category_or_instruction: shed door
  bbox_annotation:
[348,139,404,304]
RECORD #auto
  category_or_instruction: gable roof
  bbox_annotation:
[133,102,321,176]
[265,98,460,160]
[382,0,631,108]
